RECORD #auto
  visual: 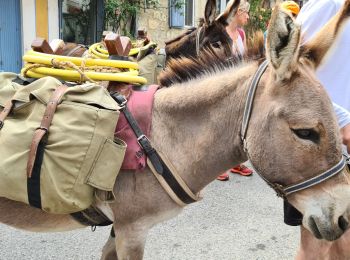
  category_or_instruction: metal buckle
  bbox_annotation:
[36,126,48,133]
[137,134,150,147]
[274,183,287,199]
[117,95,127,107]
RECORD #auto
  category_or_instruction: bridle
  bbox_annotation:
[240,60,347,198]
[195,26,204,56]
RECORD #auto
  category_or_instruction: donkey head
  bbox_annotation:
[246,4,350,241]
[165,0,240,63]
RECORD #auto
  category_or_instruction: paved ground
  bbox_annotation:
[0,168,300,260]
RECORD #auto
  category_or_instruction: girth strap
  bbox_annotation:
[70,205,113,227]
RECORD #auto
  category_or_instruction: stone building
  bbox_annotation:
[137,0,235,47]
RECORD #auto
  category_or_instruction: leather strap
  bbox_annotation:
[111,93,164,173]
[66,44,86,57]
[240,59,268,146]
[70,205,113,227]
[281,156,346,196]
[147,152,201,206]
[110,92,198,205]
[0,99,14,130]
[27,85,68,178]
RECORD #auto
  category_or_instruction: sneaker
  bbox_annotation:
[230,164,253,176]
[217,172,229,181]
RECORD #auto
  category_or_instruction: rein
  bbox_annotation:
[241,60,346,198]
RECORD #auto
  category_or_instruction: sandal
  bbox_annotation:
[217,172,230,181]
[230,164,253,176]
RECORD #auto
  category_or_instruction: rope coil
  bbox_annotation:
[22,50,147,85]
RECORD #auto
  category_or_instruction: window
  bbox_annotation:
[59,0,104,45]
[169,0,195,28]
[219,0,231,13]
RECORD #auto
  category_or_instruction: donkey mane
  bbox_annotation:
[159,48,239,87]
[159,30,266,88]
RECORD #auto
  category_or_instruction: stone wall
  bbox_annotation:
[137,0,206,48]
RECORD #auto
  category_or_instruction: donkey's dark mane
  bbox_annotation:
[159,30,265,88]
[158,48,239,87]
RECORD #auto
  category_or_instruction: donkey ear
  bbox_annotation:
[301,0,350,68]
[216,0,240,25]
[266,5,301,81]
[204,0,217,25]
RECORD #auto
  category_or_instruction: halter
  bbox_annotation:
[196,27,204,56]
[240,60,346,198]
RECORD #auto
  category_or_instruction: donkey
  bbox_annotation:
[2,5,350,260]
[164,0,238,64]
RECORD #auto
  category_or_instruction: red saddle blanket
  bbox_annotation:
[115,85,158,170]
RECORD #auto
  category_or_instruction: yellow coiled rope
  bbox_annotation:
[88,42,156,59]
[22,50,147,84]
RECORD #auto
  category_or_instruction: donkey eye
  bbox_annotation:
[211,41,221,48]
[292,128,320,143]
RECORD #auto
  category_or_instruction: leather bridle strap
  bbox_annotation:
[281,156,346,196]
[196,27,203,56]
[240,59,268,145]
[240,60,346,198]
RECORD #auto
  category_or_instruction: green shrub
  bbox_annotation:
[246,0,271,35]
[104,0,160,37]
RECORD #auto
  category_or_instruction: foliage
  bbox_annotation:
[169,0,185,10]
[104,0,159,37]
[104,0,185,36]
[245,0,272,35]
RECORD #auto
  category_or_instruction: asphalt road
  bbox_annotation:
[0,167,300,260]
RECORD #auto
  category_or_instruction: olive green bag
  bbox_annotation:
[0,73,126,214]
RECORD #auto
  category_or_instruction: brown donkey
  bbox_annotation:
[2,5,350,260]
[164,0,238,64]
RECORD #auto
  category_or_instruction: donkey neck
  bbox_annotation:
[150,63,258,193]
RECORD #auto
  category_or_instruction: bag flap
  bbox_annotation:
[0,72,20,107]
[11,76,62,104]
[30,79,119,110]
[62,84,120,110]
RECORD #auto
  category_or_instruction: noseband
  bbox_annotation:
[240,60,347,198]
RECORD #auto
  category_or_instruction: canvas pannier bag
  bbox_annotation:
[0,73,126,214]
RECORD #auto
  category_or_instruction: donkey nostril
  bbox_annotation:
[338,216,349,231]
[308,215,323,239]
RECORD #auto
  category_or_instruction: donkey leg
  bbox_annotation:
[113,223,149,260]
[101,227,118,260]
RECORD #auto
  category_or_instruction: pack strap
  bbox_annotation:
[110,92,199,205]
[27,84,68,209]
[0,99,14,130]
[70,205,113,227]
